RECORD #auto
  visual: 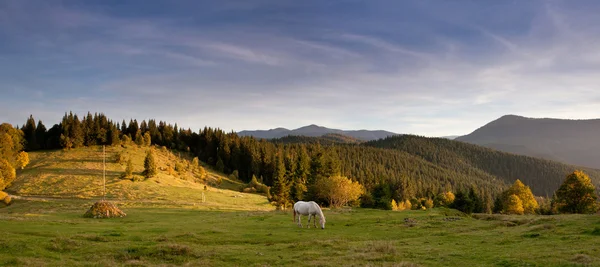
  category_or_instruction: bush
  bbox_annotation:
[0,191,11,206]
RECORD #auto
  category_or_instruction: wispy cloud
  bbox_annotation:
[1,1,600,136]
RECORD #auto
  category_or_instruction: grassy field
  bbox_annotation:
[1,201,600,266]
[2,147,600,266]
[7,145,272,211]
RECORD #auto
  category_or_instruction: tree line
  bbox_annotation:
[6,112,599,213]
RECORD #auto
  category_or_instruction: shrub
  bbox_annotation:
[0,191,11,206]
[424,198,434,209]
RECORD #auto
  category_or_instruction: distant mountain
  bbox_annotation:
[238,124,397,141]
[440,135,460,140]
[456,115,600,169]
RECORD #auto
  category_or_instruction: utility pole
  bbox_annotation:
[103,145,106,200]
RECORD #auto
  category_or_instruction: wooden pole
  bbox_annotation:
[103,145,106,200]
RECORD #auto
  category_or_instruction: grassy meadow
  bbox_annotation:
[2,146,600,266]
[2,201,600,266]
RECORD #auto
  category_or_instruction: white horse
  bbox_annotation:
[293,201,326,229]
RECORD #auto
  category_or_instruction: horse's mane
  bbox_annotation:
[312,201,325,221]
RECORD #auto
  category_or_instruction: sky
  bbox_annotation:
[1,0,600,137]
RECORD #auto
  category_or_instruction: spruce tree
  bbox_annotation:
[35,120,47,150]
[143,150,157,178]
[124,158,134,179]
[22,115,38,151]
[270,153,290,208]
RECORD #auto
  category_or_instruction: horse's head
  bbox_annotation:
[319,217,326,229]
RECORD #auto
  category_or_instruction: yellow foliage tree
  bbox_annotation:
[505,194,524,215]
[553,170,599,214]
[0,190,10,206]
[16,151,29,170]
[501,179,539,214]
[314,176,364,207]
[391,199,399,211]
[436,191,455,207]
[0,159,16,191]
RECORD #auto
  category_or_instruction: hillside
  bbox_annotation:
[456,115,600,169]
[271,133,363,144]
[238,124,397,141]
[7,145,272,210]
[365,135,600,196]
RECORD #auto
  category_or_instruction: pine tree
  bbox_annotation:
[143,132,152,147]
[270,153,290,209]
[22,115,38,151]
[124,158,134,179]
[108,124,120,146]
[35,120,47,150]
[135,131,143,146]
[292,146,310,201]
[143,150,157,178]
[553,170,598,214]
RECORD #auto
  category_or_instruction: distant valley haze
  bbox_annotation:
[1,1,600,137]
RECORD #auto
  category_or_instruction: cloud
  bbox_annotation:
[1,1,600,136]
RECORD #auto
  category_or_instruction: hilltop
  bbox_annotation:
[457,115,600,169]
[8,145,272,210]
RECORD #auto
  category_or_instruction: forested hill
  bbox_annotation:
[365,135,600,196]
[456,115,600,169]
[271,133,363,144]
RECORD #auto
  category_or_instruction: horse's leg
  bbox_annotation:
[297,214,302,228]
[307,214,312,228]
[313,215,317,228]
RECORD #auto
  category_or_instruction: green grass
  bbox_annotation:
[2,202,600,266]
[3,146,600,266]
[8,145,271,210]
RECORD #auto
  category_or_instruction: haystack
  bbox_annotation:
[83,200,126,218]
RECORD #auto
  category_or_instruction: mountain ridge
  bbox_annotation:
[457,114,600,168]
[238,124,398,141]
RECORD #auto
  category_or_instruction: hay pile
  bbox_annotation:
[83,200,126,218]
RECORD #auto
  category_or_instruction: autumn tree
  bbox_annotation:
[505,194,524,215]
[553,170,599,214]
[436,191,455,207]
[0,159,16,191]
[314,175,364,208]
[143,150,157,178]
[499,179,538,214]
[16,151,29,170]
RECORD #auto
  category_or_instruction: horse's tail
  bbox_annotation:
[293,208,296,222]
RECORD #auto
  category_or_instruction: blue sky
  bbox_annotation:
[1,0,600,136]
